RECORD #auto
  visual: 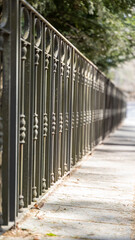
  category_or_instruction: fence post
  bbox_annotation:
[0,0,11,225]
[9,0,19,222]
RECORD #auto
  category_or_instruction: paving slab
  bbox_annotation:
[1,108,135,240]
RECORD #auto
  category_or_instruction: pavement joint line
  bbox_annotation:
[41,203,132,212]
[61,183,134,192]
[51,193,133,202]
[64,179,135,185]
[26,213,132,227]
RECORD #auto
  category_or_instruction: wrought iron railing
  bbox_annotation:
[0,0,126,226]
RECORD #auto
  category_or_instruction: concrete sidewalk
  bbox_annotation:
[1,117,135,240]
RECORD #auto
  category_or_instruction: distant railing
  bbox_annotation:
[0,0,126,226]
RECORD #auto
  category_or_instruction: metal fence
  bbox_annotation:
[0,0,126,226]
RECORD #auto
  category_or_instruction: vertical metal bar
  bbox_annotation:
[81,62,84,155]
[83,65,86,154]
[0,46,3,226]
[1,32,10,225]
[32,18,42,201]
[78,58,82,159]
[49,33,58,186]
[0,0,11,224]
[68,47,74,171]
[85,65,88,153]
[36,22,43,197]
[19,6,32,209]
[76,55,80,162]
[91,67,94,150]
[32,42,39,201]
[28,10,34,205]
[63,45,70,174]
[19,40,27,212]
[57,40,64,179]
[42,26,50,193]
[71,53,76,167]
[74,54,79,163]
[10,0,19,221]
[89,65,92,152]
[87,65,90,152]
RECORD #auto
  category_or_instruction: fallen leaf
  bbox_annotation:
[46,232,57,236]
[33,203,40,209]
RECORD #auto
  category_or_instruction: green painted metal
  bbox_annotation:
[0,0,127,226]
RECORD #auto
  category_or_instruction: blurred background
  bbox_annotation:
[28,0,135,101]
[108,60,135,101]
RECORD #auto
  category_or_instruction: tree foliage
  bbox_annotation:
[28,0,135,72]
